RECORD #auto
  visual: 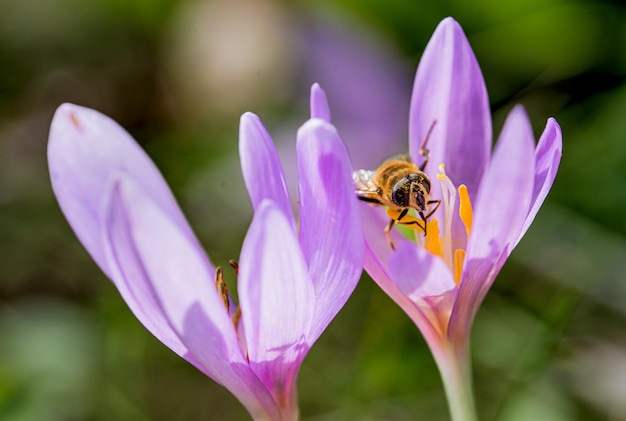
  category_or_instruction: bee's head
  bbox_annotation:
[391,173,431,210]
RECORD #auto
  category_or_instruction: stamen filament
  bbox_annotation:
[437,164,456,268]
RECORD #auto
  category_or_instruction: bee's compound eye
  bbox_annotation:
[395,174,429,211]
[408,173,431,193]
[391,179,411,207]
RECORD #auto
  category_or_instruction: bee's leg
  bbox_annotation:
[416,200,443,237]
[357,195,384,205]
[397,219,426,235]
[384,218,397,251]
[387,208,427,237]
[418,211,428,236]
[424,199,441,219]
[418,120,437,171]
[386,208,411,249]
[396,208,410,222]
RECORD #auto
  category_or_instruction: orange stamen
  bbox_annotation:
[453,249,466,286]
[458,184,473,238]
[424,219,443,259]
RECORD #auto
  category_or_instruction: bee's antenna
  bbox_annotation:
[418,120,438,157]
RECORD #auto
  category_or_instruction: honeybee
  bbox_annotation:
[353,122,441,250]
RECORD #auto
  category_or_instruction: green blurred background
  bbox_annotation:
[1,0,624,419]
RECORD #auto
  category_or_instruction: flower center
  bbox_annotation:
[422,164,474,286]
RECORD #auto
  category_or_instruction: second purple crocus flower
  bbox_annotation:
[48,85,363,421]
[350,18,562,420]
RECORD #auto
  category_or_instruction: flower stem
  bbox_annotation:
[433,342,478,421]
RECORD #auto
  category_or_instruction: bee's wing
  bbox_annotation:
[352,169,378,194]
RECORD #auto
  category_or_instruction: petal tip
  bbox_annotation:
[436,16,464,36]
[537,117,563,162]
[439,16,459,27]
[239,112,268,147]
[547,117,562,137]
[51,103,88,132]
[54,102,79,115]
[309,82,331,122]
[504,104,532,131]
[240,111,260,125]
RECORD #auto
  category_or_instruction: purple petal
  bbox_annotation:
[106,176,279,419]
[238,200,315,395]
[450,105,536,337]
[363,244,447,350]
[409,17,491,200]
[297,118,364,344]
[360,204,447,349]
[389,242,456,299]
[100,175,198,369]
[239,112,294,224]
[515,118,563,246]
[310,83,331,122]
[48,104,198,279]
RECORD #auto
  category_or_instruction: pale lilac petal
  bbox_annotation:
[360,205,445,349]
[100,175,197,368]
[465,105,536,261]
[409,17,491,200]
[515,118,563,246]
[389,242,456,299]
[359,202,406,278]
[297,119,364,344]
[239,112,294,224]
[449,246,501,340]
[48,103,198,279]
[310,83,331,122]
[364,246,446,351]
[450,105,535,336]
[238,200,315,394]
[106,176,278,419]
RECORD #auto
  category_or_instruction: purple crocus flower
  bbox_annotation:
[47,84,363,421]
[353,18,562,419]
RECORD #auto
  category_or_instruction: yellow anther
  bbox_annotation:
[453,249,466,286]
[214,266,230,312]
[232,306,242,328]
[424,219,443,259]
[228,259,239,275]
[458,184,473,238]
